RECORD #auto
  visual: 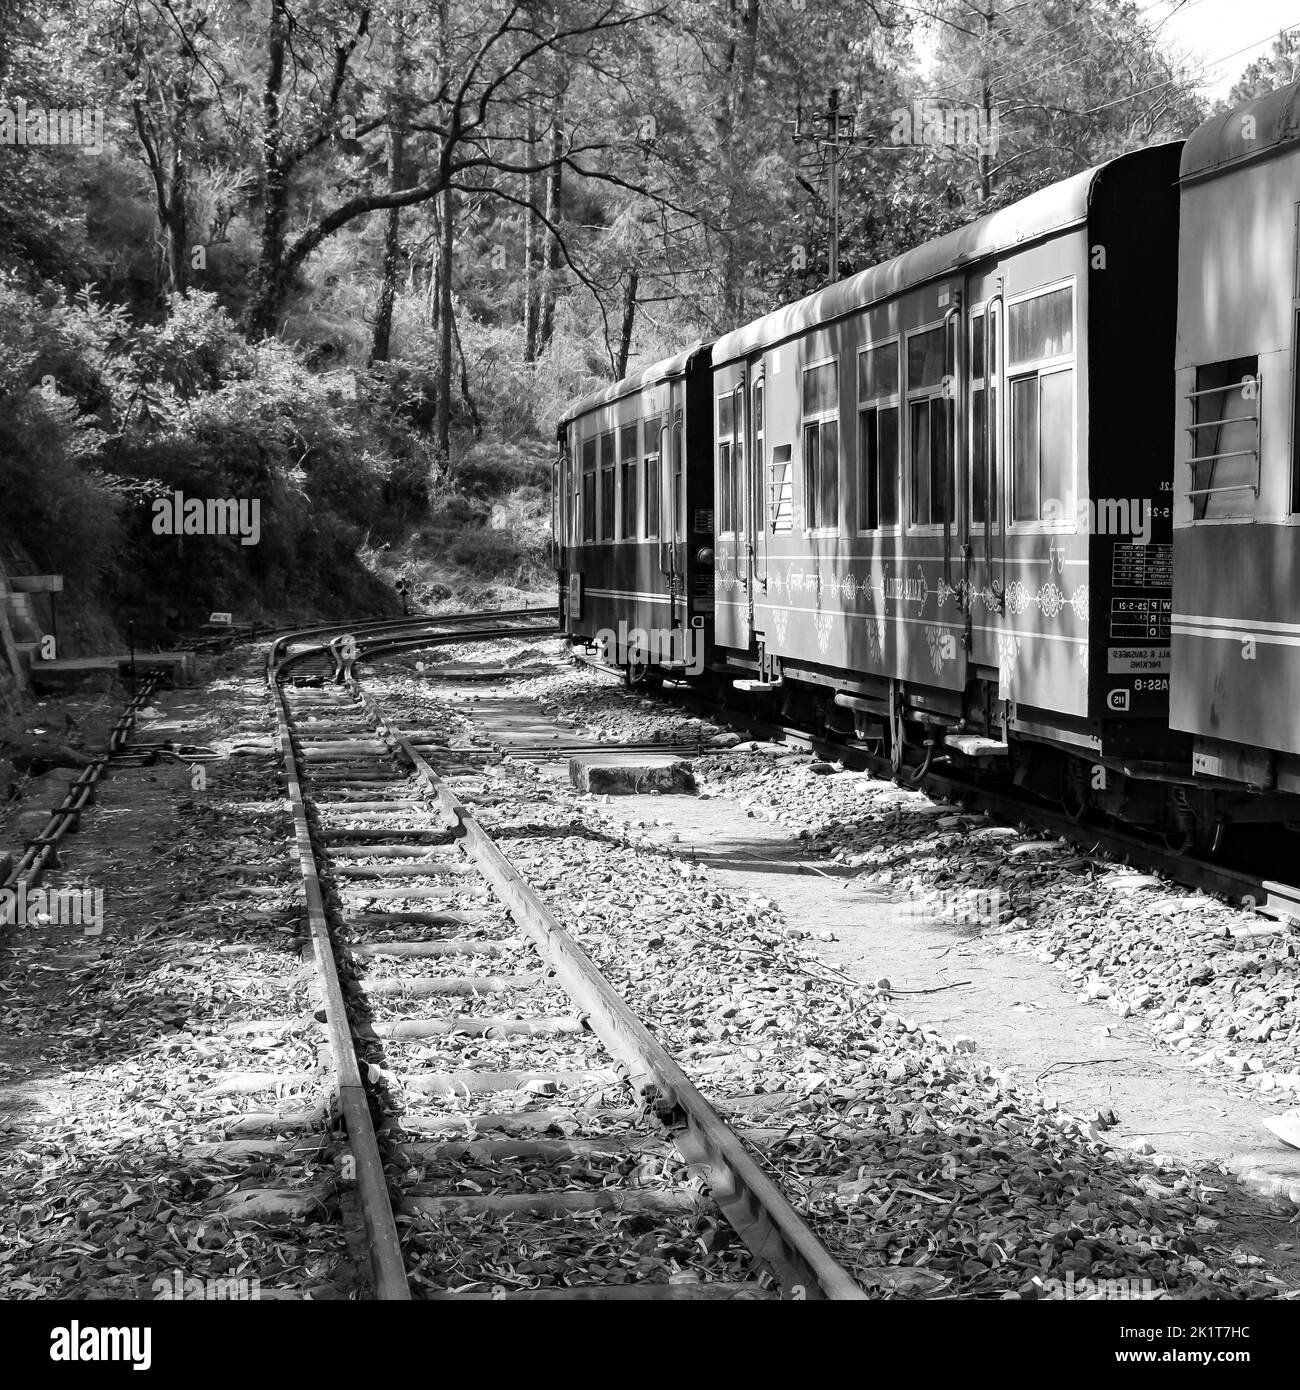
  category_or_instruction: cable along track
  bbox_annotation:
[269,620,864,1301]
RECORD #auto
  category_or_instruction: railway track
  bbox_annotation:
[1,672,165,931]
[268,614,864,1300]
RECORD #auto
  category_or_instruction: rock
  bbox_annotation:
[708,732,741,748]
[215,1185,331,1223]
[952,1036,977,1053]
[1,739,94,775]
[568,756,695,796]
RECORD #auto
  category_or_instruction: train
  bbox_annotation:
[553,80,1300,850]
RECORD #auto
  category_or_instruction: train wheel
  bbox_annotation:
[1061,764,1090,823]
[1160,817,1224,857]
[888,687,905,780]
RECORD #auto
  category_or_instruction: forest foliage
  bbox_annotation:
[0,0,1269,627]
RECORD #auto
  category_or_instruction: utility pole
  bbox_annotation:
[792,89,859,287]
[827,89,840,286]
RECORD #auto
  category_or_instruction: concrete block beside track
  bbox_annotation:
[568,754,696,795]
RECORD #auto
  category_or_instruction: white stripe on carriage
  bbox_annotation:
[716,599,1088,645]
[750,553,1090,567]
[1173,623,1300,647]
[1172,613,1300,636]
[584,588,674,604]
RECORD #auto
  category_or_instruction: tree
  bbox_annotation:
[241,0,695,338]
[1224,30,1300,109]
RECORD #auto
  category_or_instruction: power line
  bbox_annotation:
[907,5,1295,124]
[1070,20,1300,117]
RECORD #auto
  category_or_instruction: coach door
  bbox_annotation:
[744,361,766,629]
[658,394,686,628]
[552,447,565,571]
[968,287,1005,614]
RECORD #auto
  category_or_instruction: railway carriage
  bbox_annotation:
[553,79,1300,846]
[710,145,1192,827]
[1171,81,1300,821]
[554,345,715,679]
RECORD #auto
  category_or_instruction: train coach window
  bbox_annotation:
[620,422,639,539]
[906,326,950,527]
[1188,356,1259,520]
[581,437,596,543]
[802,359,840,532]
[717,392,736,533]
[581,439,597,542]
[769,444,794,532]
[1008,286,1072,363]
[857,341,900,531]
[600,431,616,540]
[1008,284,1074,524]
[643,415,661,538]
[1011,370,1072,522]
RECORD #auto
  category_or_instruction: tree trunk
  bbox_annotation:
[538,98,565,352]
[435,185,455,463]
[523,109,540,362]
[166,91,191,297]
[451,305,482,437]
[371,127,405,363]
[615,268,638,379]
[246,0,291,337]
[0,556,28,716]
[979,6,995,203]
[373,12,411,364]
[131,95,190,303]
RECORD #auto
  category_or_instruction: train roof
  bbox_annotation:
[712,156,1140,366]
[1180,79,1300,184]
[557,341,711,431]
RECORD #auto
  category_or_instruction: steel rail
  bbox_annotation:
[259,607,560,1299]
[266,644,411,1300]
[349,678,867,1301]
[1,673,162,930]
[272,606,558,654]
